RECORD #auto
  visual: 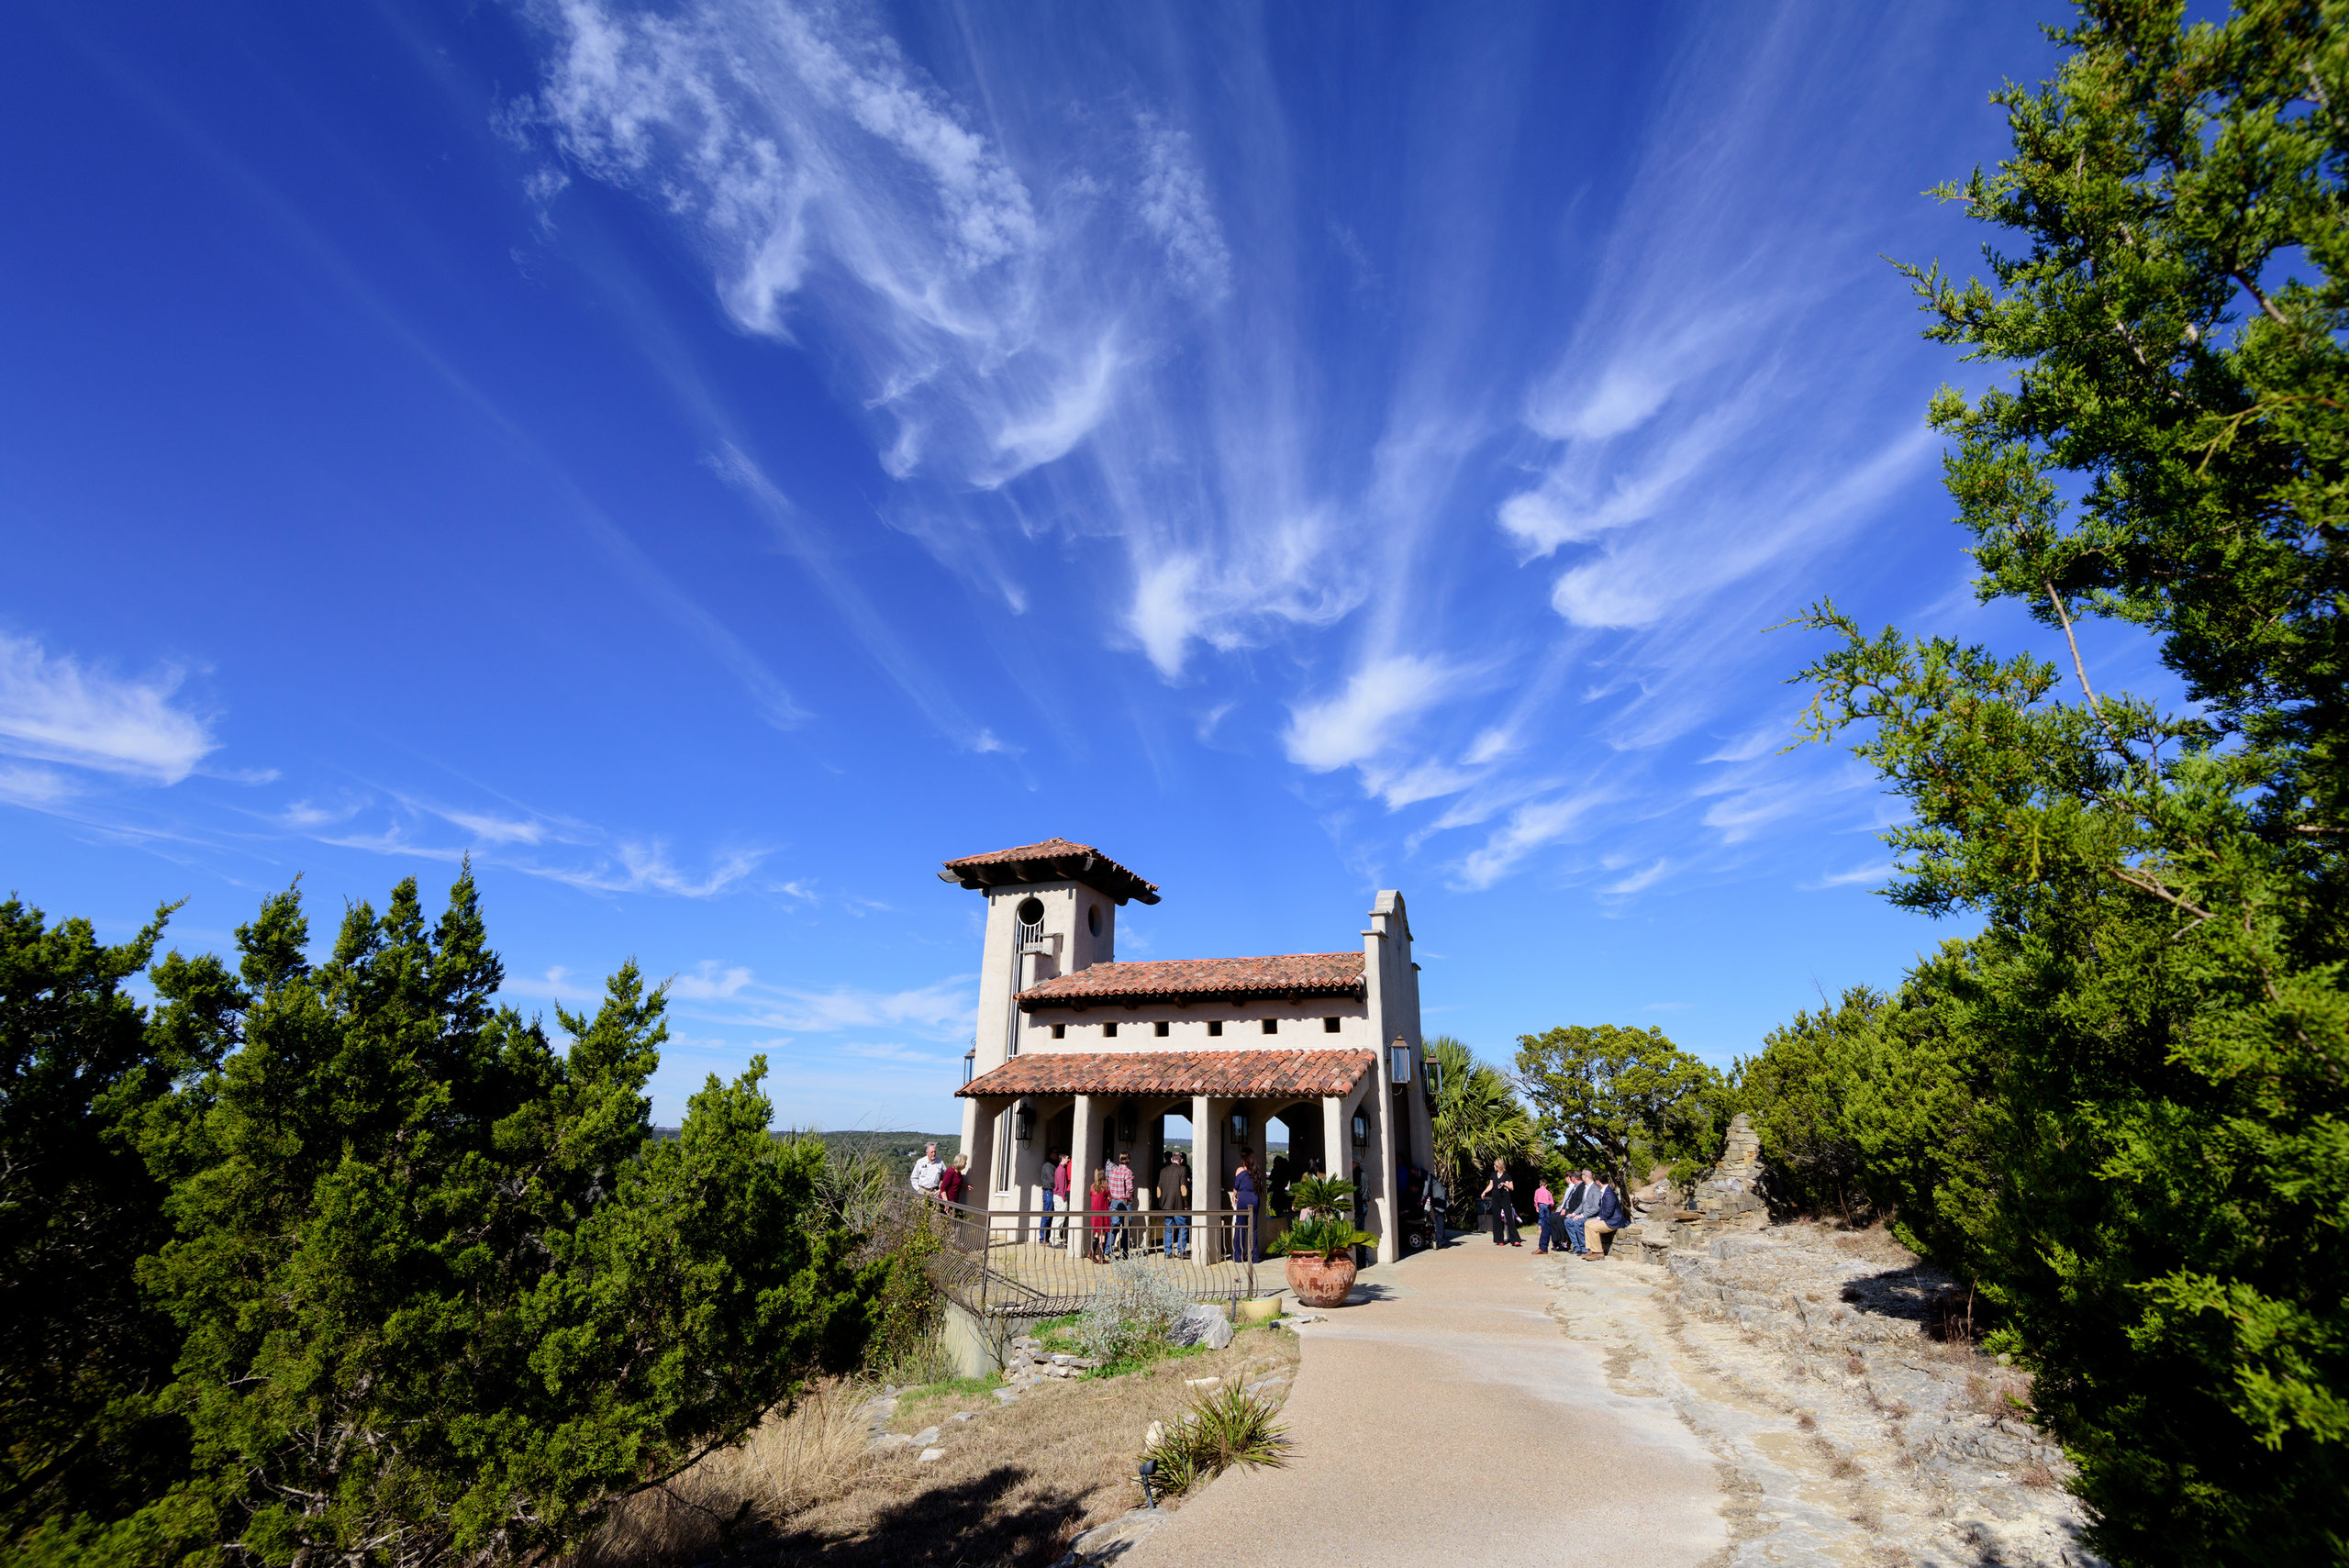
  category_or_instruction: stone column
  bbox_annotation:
[1322,1095,1346,1185]
[1192,1092,1220,1265]
[967,1098,1000,1211]
[1068,1093,1097,1245]
[1373,1062,1400,1264]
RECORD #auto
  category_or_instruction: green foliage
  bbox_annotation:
[1072,1260,1193,1366]
[1141,1384,1286,1497]
[1424,1035,1534,1197]
[1263,1214,1375,1258]
[1734,946,2009,1274]
[2,872,878,1566]
[1513,1024,1730,1193]
[1285,1173,1354,1218]
[0,897,208,1548]
[1735,985,1882,1219]
[1781,5,2349,1561]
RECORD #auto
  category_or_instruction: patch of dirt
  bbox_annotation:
[1543,1225,2101,1568]
[595,1325,1300,1568]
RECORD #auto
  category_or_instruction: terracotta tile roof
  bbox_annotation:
[958,1049,1374,1099]
[1017,952,1363,1009]
[937,838,1160,906]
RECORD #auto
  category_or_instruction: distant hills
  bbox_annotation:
[647,1127,962,1164]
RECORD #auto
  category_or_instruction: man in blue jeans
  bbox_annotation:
[1108,1151,1137,1258]
[1560,1169,1604,1254]
[1158,1150,1191,1257]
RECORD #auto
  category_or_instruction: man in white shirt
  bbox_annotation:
[910,1142,945,1199]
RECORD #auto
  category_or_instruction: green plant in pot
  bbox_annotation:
[1267,1174,1375,1307]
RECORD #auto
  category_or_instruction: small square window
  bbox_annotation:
[1103,1021,1119,1039]
[1208,1018,1222,1037]
[1153,1019,1169,1037]
[1052,1023,1066,1040]
[1323,1016,1341,1033]
[1262,1018,1278,1035]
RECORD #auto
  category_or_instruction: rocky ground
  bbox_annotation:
[1544,1221,2102,1568]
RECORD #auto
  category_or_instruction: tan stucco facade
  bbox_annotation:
[948,844,1434,1264]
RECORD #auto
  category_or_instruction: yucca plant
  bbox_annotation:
[1142,1384,1286,1497]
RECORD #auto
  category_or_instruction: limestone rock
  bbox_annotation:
[1167,1303,1233,1350]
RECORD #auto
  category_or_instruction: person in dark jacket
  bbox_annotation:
[1581,1180,1631,1261]
[1482,1158,1520,1246]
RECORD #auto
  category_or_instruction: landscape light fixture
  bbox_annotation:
[1014,1099,1036,1144]
[1229,1106,1252,1145]
[1389,1038,1412,1084]
[1136,1458,1159,1510]
[1351,1112,1369,1150]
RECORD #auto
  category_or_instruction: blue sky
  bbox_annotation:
[2,1,2168,1130]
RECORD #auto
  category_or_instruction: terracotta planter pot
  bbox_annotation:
[1284,1250,1358,1308]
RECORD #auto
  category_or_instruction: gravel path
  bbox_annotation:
[1119,1236,1728,1568]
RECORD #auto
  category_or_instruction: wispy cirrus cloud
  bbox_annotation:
[0,631,217,784]
[521,0,1362,683]
[303,790,770,899]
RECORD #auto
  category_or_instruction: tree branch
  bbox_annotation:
[2233,270,2292,327]
[2043,583,2122,754]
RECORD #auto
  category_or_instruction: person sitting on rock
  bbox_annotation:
[1560,1169,1599,1254]
[1580,1179,1630,1262]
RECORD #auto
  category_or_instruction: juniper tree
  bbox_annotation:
[1791,3,2349,1558]
[1511,1024,1728,1195]
[6,872,874,1565]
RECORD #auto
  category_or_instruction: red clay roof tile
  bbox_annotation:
[957,1048,1373,1099]
[1016,952,1363,1008]
[938,838,1160,905]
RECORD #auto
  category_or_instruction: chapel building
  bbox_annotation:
[946,838,1434,1264]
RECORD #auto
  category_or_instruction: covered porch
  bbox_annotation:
[956,1047,1418,1262]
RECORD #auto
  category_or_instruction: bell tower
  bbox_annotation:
[938,840,1161,1184]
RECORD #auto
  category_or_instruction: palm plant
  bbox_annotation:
[1427,1035,1536,1197]
[1265,1173,1375,1258]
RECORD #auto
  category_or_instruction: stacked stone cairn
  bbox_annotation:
[1693,1112,1767,1220]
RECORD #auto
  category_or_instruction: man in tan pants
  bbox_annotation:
[1580,1173,1630,1261]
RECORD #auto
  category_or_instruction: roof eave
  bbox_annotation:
[934,856,1161,906]
[1018,982,1365,1012]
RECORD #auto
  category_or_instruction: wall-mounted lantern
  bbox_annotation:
[1118,1102,1138,1145]
[1351,1111,1369,1150]
[1425,1054,1445,1097]
[1389,1037,1412,1084]
[963,1048,975,1086]
[1229,1106,1252,1146]
[1014,1099,1036,1144]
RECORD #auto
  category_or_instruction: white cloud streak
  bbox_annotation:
[0,632,217,784]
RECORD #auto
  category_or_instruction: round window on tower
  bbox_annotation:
[1015,896,1045,926]
[1087,904,1103,938]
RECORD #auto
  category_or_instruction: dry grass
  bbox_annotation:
[1961,1370,2033,1418]
[2017,1459,2060,1490]
[1826,1222,1918,1268]
[576,1381,873,1568]
[580,1327,1299,1568]
[1796,1411,1817,1430]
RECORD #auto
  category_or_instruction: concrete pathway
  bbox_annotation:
[1122,1237,1728,1568]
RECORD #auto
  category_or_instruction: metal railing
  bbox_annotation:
[926,1199,1265,1322]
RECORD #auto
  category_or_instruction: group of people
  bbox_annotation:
[909,1142,1285,1263]
[908,1142,968,1205]
[1477,1160,1629,1259]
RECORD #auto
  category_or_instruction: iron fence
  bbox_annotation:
[925,1199,1265,1322]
